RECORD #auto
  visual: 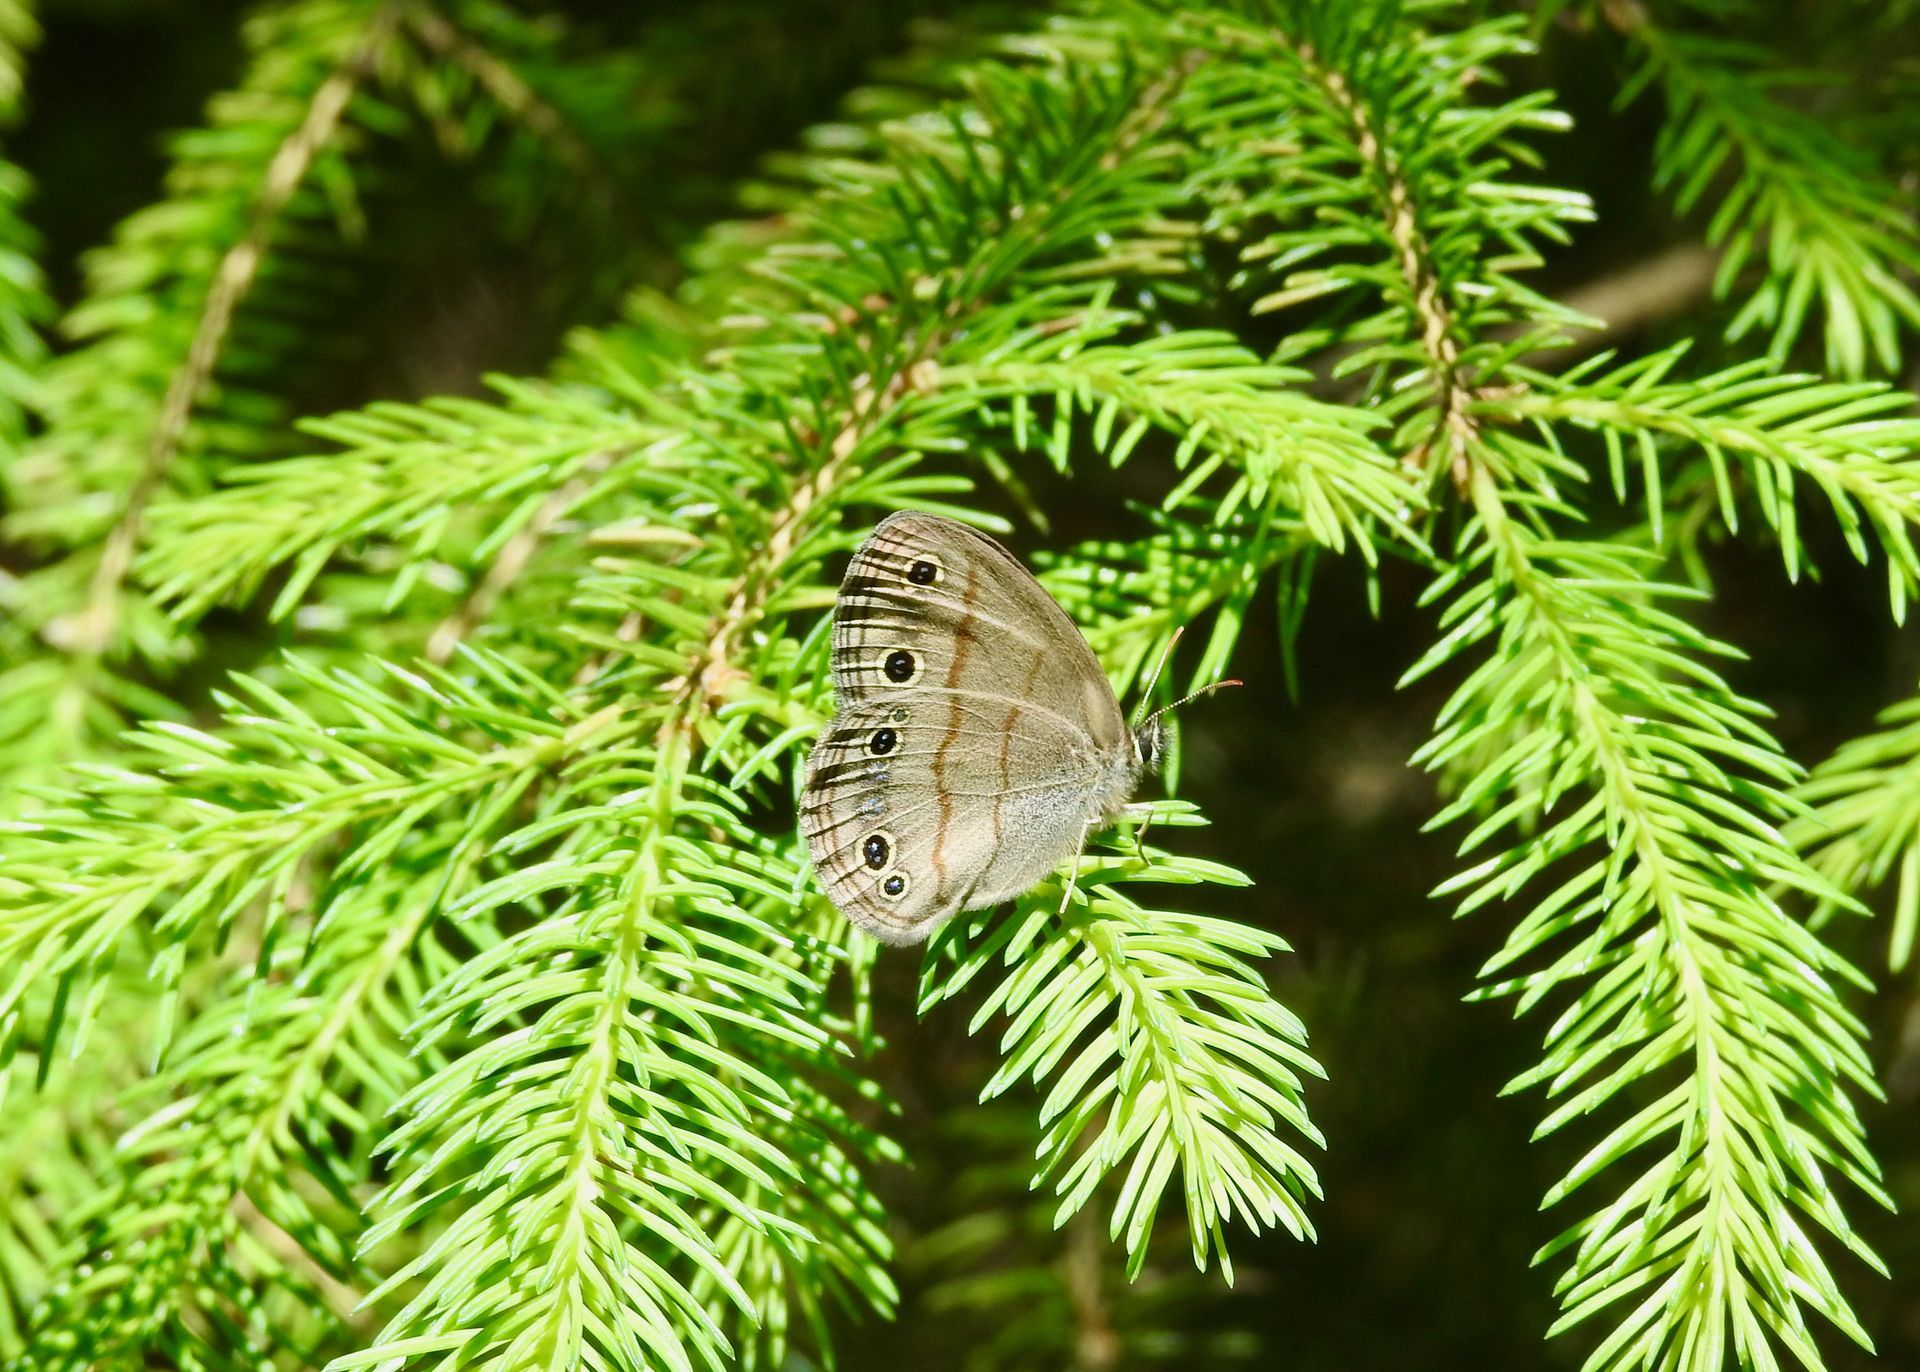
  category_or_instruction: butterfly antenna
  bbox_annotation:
[1141,676,1244,729]
[1131,627,1186,728]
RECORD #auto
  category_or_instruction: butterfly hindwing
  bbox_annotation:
[804,691,1121,941]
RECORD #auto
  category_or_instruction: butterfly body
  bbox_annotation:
[801,512,1154,944]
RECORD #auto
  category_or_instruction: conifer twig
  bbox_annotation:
[1271,10,1888,1365]
[1596,0,1920,375]
[404,2,602,184]
[55,3,403,657]
[1294,39,1473,488]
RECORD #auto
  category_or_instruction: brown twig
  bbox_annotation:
[1064,1210,1122,1372]
[1521,243,1720,363]
[1299,42,1476,491]
[404,4,603,187]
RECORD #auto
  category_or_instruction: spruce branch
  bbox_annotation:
[0,0,678,798]
[1191,3,1591,491]
[1288,31,1476,486]
[1596,0,1920,376]
[0,654,612,1069]
[1412,463,1887,1372]
[1789,687,1920,972]
[336,447,902,1372]
[59,1,402,659]
[934,330,1413,558]
[1243,4,1889,1365]
[0,0,408,804]
[20,950,402,1370]
[13,769,588,1370]
[1479,347,1920,613]
[9,0,404,551]
[346,759,889,1372]
[922,821,1323,1281]
[139,384,664,622]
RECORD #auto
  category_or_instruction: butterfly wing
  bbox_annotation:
[802,513,1137,943]
[828,512,1128,737]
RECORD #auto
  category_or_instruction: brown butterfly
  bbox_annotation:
[801,513,1225,944]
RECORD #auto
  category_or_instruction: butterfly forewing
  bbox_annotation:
[831,514,1126,737]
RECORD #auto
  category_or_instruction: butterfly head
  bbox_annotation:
[1132,717,1168,774]
[1128,631,1243,777]
[1131,676,1242,776]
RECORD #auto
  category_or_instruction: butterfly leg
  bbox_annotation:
[1110,801,1160,872]
[1132,809,1156,870]
[1056,817,1094,918]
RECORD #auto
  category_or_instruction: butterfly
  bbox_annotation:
[800,512,1226,944]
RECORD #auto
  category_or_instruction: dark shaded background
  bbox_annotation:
[17,2,1918,1368]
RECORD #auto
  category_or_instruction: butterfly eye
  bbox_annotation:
[862,832,892,869]
[906,557,941,585]
[882,650,917,683]
[868,727,897,755]
[881,872,908,899]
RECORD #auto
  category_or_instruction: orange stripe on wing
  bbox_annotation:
[929,559,979,900]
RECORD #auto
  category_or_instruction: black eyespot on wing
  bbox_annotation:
[863,833,890,869]
[884,650,915,682]
[907,559,939,585]
[882,873,907,897]
[869,727,896,755]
